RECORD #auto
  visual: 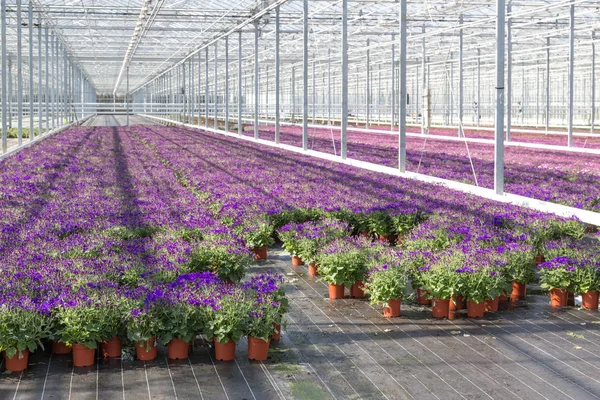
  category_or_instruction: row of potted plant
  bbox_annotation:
[539,254,600,308]
[0,272,288,372]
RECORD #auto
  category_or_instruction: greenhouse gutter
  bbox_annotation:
[0,115,95,162]
[141,114,600,227]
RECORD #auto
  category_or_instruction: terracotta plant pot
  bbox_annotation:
[247,336,270,361]
[72,344,95,367]
[581,291,599,310]
[417,288,431,306]
[484,297,499,312]
[350,281,365,298]
[510,282,526,302]
[168,338,190,360]
[432,299,450,318]
[214,338,236,361]
[52,341,72,355]
[550,288,568,307]
[467,300,485,318]
[448,294,463,320]
[308,263,319,277]
[101,336,122,358]
[533,253,545,265]
[383,298,401,318]
[291,256,304,266]
[4,349,29,372]
[253,246,268,260]
[360,230,371,238]
[272,324,281,341]
[328,283,345,300]
[135,337,157,361]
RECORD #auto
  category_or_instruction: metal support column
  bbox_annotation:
[399,0,407,172]
[341,0,348,158]
[546,37,550,131]
[214,43,218,131]
[17,0,23,145]
[458,14,464,137]
[506,1,512,141]
[366,39,370,129]
[28,2,33,139]
[126,67,129,126]
[302,0,308,150]
[254,24,259,139]
[592,32,596,135]
[38,16,42,134]
[275,7,280,143]
[567,3,574,147]
[1,0,6,153]
[477,48,480,127]
[391,37,395,131]
[45,27,49,133]
[238,31,242,135]
[494,0,506,195]
[205,47,209,128]
[225,36,229,132]
[327,48,331,126]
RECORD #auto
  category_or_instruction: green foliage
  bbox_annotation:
[203,292,247,344]
[500,250,537,284]
[54,305,105,348]
[572,264,600,294]
[391,211,428,236]
[364,265,408,305]
[0,306,51,360]
[240,223,275,249]
[367,211,395,237]
[155,303,203,344]
[317,248,368,286]
[185,244,252,282]
[421,266,455,300]
[105,225,162,240]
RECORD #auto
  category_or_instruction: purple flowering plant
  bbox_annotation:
[364,252,409,306]
[538,256,578,291]
[316,237,371,286]
[0,300,53,361]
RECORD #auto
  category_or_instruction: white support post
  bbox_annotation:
[546,37,550,131]
[391,36,395,131]
[458,14,464,137]
[506,1,512,141]
[254,24,259,139]
[302,0,308,150]
[28,2,33,140]
[592,32,596,135]
[494,0,506,195]
[477,48,481,128]
[399,0,407,172]
[275,7,280,143]
[225,36,229,132]
[366,39,370,129]
[238,31,242,135]
[17,0,23,145]
[567,3,574,147]
[205,47,209,129]
[0,0,6,153]
[341,0,348,158]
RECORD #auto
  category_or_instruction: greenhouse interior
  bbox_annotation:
[1,0,600,398]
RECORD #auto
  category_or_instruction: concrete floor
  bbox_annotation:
[1,248,599,399]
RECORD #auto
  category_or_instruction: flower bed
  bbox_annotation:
[1,125,598,371]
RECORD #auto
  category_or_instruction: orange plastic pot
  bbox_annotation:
[350,281,365,298]
[52,341,72,355]
[214,338,236,361]
[253,246,268,260]
[247,336,270,361]
[328,283,345,299]
[467,300,485,318]
[4,349,29,372]
[550,288,568,307]
[484,297,499,312]
[582,291,599,310]
[510,282,526,302]
[72,344,95,367]
[291,256,304,266]
[101,336,122,358]
[272,324,281,341]
[533,253,545,265]
[168,338,190,360]
[432,299,450,318]
[308,263,319,277]
[448,294,463,320]
[417,288,431,306]
[383,298,401,318]
[135,337,157,361]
